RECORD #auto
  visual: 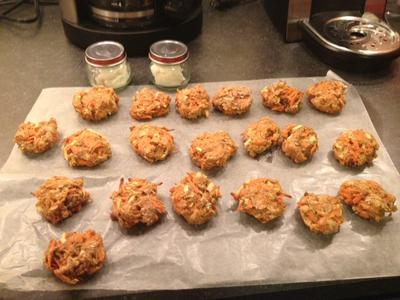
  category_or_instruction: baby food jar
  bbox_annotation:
[85,41,131,89]
[149,40,191,90]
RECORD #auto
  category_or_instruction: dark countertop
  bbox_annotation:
[1,2,400,300]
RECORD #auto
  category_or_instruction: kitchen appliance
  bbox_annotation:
[263,0,400,70]
[59,0,203,56]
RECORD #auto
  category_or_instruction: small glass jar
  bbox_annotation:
[85,41,132,90]
[149,40,191,90]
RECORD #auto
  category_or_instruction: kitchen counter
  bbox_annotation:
[0,2,399,300]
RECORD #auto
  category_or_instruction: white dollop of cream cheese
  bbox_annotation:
[94,63,130,89]
[150,63,185,87]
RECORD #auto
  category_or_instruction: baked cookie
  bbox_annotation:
[189,131,238,170]
[261,81,303,113]
[129,124,174,163]
[44,230,106,285]
[231,178,290,223]
[333,129,379,168]
[73,86,119,121]
[62,129,112,167]
[14,118,59,154]
[111,178,166,229]
[175,85,211,119]
[339,179,397,222]
[242,117,280,157]
[130,87,171,121]
[33,176,90,224]
[212,86,252,116]
[170,171,221,225]
[298,192,344,235]
[280,124,319,164]
[307,80,347,114]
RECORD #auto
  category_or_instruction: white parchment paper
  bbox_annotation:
[1,72,400,292]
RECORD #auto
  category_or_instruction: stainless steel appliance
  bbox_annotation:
[59,0,202,56]
[263,0,400,70]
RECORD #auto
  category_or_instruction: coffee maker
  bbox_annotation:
[263,0,400,70]
[59,0,203,56]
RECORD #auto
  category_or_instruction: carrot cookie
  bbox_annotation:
[307,80,347,114]
[129,124,174,163]
[111,178,166,229]
[339,179,397,222]
[14,118,59,154]
[170,172,221,225]
[62,129,112,167]
[298,192,344,235]
[130,87,171,121]
[280,124,318,164]
[212,86,252,116]
[73,86,119,121]
[261,81,303,113]
[189,131,238,170]
[44,230,106,285]
[333,129,379,167]
[175,85,211,119]
[231,178,290,223]
[33,176,90,224]
[242,117,280,157]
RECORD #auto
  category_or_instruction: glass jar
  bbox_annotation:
[149,40,191,90]
[85,41,132,90]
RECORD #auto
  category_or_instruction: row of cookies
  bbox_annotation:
[34,174,397,228]
[14,116,380,168]
[39,174,397,285]
[133,80,347,118]
[71,80,347,124]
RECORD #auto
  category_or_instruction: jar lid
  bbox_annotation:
[85,41,126,66]
[149,40,189,64]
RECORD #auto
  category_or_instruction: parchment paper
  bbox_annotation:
[1,72,400,293]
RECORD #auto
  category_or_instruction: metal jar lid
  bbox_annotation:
[149,40,189,65]
[85,41,126,67]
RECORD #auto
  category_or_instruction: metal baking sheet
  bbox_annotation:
[1,72,400,293]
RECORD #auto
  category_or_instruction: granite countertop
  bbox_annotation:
[0,2,399,299]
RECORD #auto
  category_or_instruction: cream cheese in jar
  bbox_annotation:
[85,41,131,89]
[149,40,191,89]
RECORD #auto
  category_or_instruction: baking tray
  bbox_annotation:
[1,72,399,293]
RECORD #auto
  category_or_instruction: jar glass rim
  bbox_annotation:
[86,55,127,67]
[149,53,189,65]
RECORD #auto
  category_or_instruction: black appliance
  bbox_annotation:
[59,0,203,56]
[263,0,400,71]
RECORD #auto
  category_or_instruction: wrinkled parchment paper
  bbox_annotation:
[1,72,400,293]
